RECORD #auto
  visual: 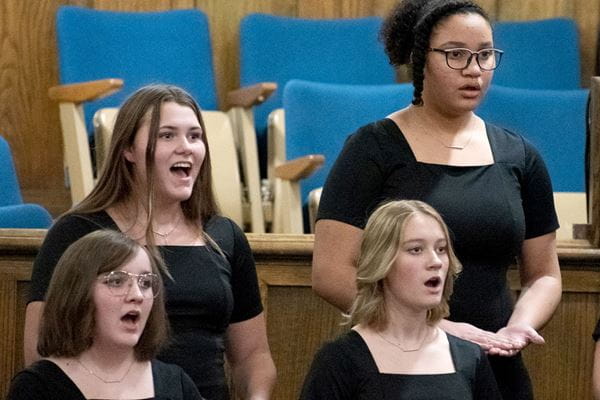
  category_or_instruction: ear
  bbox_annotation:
[123,146,135,163]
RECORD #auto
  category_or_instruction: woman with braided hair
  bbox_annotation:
[312,1,561,398]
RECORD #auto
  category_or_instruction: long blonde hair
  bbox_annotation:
[345,200,462,329]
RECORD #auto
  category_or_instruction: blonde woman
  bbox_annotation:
[302,200,500,399]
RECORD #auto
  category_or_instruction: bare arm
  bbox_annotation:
[226,312,276,400]
[23,302,44,366]
[594,341,600,400]
[312,219,363,312]
[497,232,562,348]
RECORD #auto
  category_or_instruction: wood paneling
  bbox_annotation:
[1,230,598,399]
[0,0,598,216]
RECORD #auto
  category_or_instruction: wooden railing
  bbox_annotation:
[0,230,599,399]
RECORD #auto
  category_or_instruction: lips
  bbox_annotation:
[120,310,141,329]
[459,83,481,91]
[170,161,192,178]
[424,276,442,288]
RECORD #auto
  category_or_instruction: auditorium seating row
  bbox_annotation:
[0,6,586,237]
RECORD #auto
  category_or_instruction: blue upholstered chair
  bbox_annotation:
[239,14,396,176]
[49,6,271,232]
[476,85,589,239]
[492,18,581,89]
[0,136,53,229]
[275,80,413,232]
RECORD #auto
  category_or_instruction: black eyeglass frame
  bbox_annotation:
[429,47,504,71]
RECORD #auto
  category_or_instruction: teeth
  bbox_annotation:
[172,162,191,168]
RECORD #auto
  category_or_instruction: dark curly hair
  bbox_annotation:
[381,0,490,106]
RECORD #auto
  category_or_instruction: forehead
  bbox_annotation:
[117,247,153,274]
[430,12,492,46]
[402,213,445,239]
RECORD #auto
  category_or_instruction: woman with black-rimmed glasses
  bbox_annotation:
[312,1,561,398]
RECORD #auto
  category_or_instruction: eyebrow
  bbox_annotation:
[436,41,494,48]
[158,125,202,130]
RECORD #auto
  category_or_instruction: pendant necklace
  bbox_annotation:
[75,358,135,384]
[152,213,182,244]
[413,112,475,150]
[376,328,431,352]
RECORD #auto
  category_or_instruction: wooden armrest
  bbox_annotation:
[227,82,277,108]
[48,78,124,103]
[275,155,325,181]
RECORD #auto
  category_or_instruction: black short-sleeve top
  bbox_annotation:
[300,330,502,400]
[318,119,559,332]
[28,211,263,400]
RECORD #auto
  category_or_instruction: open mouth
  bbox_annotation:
[121,310,141,324]
[459,84,481,91]
[170,162,192,178]
[424,277,442,288]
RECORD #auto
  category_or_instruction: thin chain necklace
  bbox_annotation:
[376,328,431,352]
[412,111,475,150]
[152,212,182,244]
[75,358,135,384]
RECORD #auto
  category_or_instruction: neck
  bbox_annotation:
[383,308,430,340]
[78,343,136,370]
[410,104,474,134]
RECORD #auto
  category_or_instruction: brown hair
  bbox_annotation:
[37,230,169,360]
[69,84,219,248]
[345,199,462,328]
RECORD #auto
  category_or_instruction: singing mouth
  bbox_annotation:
[170,161,192,177]
[424,276,442,288]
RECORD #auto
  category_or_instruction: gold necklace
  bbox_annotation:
[376,328,431,352]
[411,112,475,150]
[151,213,182,243]
[75,358,134,384]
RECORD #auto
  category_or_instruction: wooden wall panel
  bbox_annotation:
[0,0,598,217]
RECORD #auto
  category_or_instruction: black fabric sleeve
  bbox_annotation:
[520,137,560,239]
[473,348,503,400]
[593,317,600,341]
[225,218,263,323]
[28,215,102,303]
[6,371,53,400]
[180,369,205,400]
[317,123,388,229]
[153,360,205,399]
[299,339,361,400]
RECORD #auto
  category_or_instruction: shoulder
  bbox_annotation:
[151,360,198,393]
[485,122,543,164]
[48,211,113,238]
[315,330,371,366]
[347,118,402,149]
[447,333,482,357]
[7,360,76,398]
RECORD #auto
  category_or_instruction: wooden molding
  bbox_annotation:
[226,82,277,108]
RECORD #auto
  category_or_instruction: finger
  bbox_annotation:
[527,332,545,345]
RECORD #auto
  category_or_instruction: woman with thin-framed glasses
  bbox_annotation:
[8,230,203,399]
[312,1,561,398]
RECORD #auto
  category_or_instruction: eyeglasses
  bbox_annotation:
[99,271,160,299]
[429,47,503,71]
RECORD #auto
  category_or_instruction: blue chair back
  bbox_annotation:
[0,136,23,206]
[492,18,580,89]
[56,6,217,139]
[283,80,413,207]
[240,14,396,172]
[0,136,53,228]
[477,85,589,192]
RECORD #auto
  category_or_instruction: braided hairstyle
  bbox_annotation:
[381,0,490,106]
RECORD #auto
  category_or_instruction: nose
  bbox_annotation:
[125,279,144,302]
[428,250,443,270]
[176,136,193,154]
[463,54,482,76]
